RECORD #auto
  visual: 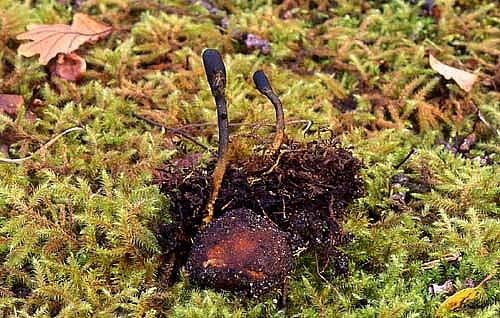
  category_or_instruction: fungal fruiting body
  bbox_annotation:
[202,49,228,158]
[253,70,285,156]
[156,48,363,297]
[186,49,293,294]
[202,49,229,225]
[186,208,293,295]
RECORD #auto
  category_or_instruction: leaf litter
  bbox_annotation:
[0,94,24,117]
[48,52,86,81]
[17,13,112,64]
[429,54,478,93]
[437,272,496,315]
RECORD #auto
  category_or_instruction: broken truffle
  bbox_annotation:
[186,208,293,295]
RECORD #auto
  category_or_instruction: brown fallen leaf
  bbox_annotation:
[17,13,112,65]
[70,13,111,42]
[0,94,24,154]
[49,53,86,81]
[0,94,36,123]
[0,94,24,117]
[429,54,478,92]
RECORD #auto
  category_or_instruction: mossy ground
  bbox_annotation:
[0,0,498,317]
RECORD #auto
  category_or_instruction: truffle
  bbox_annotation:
[186,208,293,295]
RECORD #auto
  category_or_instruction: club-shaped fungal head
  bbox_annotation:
[253,70,285,155]
[253,70,273,96]
[202,49,226,98]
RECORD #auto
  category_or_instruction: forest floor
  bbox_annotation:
[0,0,499,317]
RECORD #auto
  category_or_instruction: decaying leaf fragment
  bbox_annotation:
[17,13,112,64]
[437,272,495,316]
[429,54,478,92]
[0,94,24,117]
[49,53,86,81]
[429,280,454,295]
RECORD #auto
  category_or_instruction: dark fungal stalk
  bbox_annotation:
[203,49,228,158]
[202,49,229,225]
[185,52,294,296]
[253,70,285,156]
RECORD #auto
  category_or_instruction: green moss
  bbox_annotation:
[0,0,498,316]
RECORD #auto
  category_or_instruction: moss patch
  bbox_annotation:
[0,0,498,317]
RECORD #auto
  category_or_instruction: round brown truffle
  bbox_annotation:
[186,208,293,295]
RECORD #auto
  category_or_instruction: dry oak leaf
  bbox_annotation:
[17,13,112,65]
[429,54,478,93]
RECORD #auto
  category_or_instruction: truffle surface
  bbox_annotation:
[186,208,293,295]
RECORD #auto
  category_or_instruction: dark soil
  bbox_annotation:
[333,94,358,113]
[154,139,364,294]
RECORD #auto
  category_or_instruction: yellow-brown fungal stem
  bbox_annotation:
[202,48,229,225]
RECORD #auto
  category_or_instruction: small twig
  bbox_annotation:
[219,198,234,212]
[421,252,462,270]
[477,110,499,136]
[394,147,416,170]
[256,198,280,228]
[401,252,462,274]
[179,119,312,129]
[477,271,496,288]
[315,252,332,286]
[302,119,313,135]
[470,102,499,136]
[0,127,84,164]
[133,113,210,151]
[263,150,286,175]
